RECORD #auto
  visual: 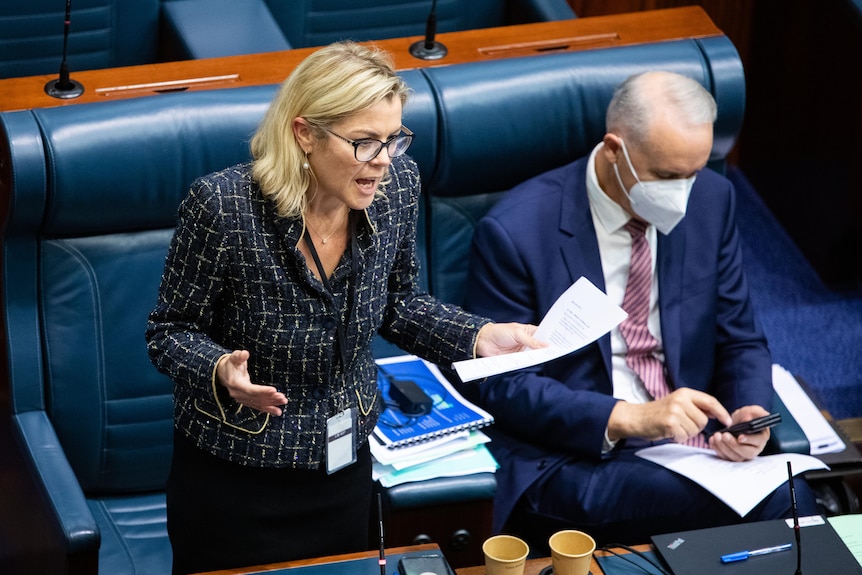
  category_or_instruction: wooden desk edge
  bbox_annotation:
[0,6,722,113]
[188,541,655,574]
[193,543,441,574]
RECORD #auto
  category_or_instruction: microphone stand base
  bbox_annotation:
[45,78,85,99]
[409,40,448,60]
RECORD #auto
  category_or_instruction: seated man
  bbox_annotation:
[463,71,818,546]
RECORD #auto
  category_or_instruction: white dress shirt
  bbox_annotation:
[585,144,665,449]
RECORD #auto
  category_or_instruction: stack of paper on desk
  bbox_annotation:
[371,355,499,487]
[772,364,846,454]
[371,430,498,487]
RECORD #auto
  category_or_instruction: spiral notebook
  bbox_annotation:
[372,355,494,449]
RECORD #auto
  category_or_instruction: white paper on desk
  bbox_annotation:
[828,514,862,567]
[373,444,499,488]
[772,364,846,454]
[636,443,828,516]
[453,277,627,382]
[370,429,490,468]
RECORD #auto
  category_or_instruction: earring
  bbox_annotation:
[302,152,310,170]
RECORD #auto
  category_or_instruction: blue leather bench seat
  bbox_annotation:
[159,0,577,60]
[0,0,160,79]
[1,87,277,573]
[160,0,291,60]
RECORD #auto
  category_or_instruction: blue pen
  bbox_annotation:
[721,543,793,563]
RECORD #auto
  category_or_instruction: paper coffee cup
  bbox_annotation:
[483,534,530,575]
[549,530,596,575]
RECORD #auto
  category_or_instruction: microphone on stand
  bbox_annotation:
[787,461,803,575]
[409,0,447,60]
[45,0,84,99]
[377,493,386,575]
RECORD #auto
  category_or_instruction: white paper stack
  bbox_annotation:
[371,429,498,488]
[772,364,846,455]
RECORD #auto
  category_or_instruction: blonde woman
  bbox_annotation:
[146,41,541,574]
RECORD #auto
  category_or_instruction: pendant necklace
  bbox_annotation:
[305,208,349,244]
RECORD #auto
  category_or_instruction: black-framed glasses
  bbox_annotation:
[324,126,414,162]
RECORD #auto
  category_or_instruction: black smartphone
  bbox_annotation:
[398,554,456,575]
[714,412,781,436]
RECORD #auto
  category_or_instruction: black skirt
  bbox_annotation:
[167,431,373,575]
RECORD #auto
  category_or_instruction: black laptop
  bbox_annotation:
[650,516,862,575]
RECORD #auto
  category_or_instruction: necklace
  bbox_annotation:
[305,208,349,244]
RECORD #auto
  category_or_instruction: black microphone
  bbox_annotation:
[787,461,802,575]
[45,0,84,99]
[377,493,386,575]
[409,0,448,61]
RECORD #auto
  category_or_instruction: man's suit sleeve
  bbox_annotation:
[464,212,618,458]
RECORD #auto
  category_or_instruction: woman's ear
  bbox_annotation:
[292,117,313,153]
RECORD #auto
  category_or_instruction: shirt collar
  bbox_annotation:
[586,143,632,235]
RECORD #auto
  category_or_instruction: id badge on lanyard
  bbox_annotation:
[326,408,357,474]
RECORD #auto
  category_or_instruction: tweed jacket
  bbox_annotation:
[146,155,489,469]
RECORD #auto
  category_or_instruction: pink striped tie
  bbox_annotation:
[619,220,668,399]
[619,220,707,448]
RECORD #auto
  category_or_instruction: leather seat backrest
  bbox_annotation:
[420,37,746,307]
[27,86,277,493]
[0,0,160,79]
[158,0,574,60]
[264,0,507,48]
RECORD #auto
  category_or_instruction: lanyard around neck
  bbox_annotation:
[304,212,358,372]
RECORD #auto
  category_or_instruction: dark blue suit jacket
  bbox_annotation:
[463,156,773,532]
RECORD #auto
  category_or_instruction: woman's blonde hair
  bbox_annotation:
[251,42,410,219]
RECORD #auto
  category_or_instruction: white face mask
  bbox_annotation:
[612,138,696,235]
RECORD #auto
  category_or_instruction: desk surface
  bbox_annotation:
[456,545,652,575]
[193,544,441,574]
[0,6,721,113]
[191,543,651,575]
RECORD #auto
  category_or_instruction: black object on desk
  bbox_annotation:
[241,549,453,575]
[650,516,861,575]
[398,554,456,575]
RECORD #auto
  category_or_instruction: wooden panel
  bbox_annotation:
[196,544,440,574]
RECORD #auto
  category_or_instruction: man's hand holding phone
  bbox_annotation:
[710,409,780,462]
[714,412,781,436]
